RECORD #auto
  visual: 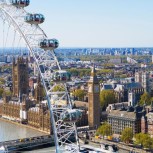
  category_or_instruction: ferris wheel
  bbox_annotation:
[0,0,82,152]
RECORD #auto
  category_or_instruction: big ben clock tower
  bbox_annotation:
[88,65,100,129]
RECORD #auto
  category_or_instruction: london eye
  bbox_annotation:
[0,0,82,152]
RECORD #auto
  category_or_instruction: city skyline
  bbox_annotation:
[0,1,153,48]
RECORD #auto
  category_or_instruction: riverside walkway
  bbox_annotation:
[90,137,151,153]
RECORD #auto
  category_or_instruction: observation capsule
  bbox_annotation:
[51,70,71,82]
[25,13,45,25]
[61,109,82,123]
[10,0,30,7]
[39,39,59,50]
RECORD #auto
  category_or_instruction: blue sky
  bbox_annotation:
[2,0,153,47]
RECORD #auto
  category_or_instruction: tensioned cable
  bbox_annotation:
[2,20,5,55]
[16,36,22,55]
[4,24,10,48]
[12,30,16,55]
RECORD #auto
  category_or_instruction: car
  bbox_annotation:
[113,137,120,142]
[24,138,30,142]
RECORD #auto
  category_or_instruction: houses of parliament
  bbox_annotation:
[0,57,100,133]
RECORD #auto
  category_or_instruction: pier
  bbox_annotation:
[0,135,54,152]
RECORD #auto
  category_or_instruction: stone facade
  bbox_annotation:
[1,92,52,133]
[12,57,29,97]
[108,104,153,136]
[27,106,51,133]
[135,71,150,93]
[34,76,44,103]
[2,95,21,121]
[114,83,144,105]
[144,111,153,137]
[0,57,51,133]
[108,105,145,135]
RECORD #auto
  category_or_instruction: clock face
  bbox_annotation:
[94,85,99,93]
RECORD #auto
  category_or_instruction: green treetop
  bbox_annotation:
[0,88,4,97]
[134,133,153,149]
[139,92,151,106]
[96,122,112,139]
[52,85,65,92]
[72,89,86,101]
[100,90,116,110]
[121,127,133,144]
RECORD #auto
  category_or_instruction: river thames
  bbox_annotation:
[0,119,47,142]
[0,119,56,152]
[0,119,129,153]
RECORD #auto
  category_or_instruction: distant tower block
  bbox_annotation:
[12,57,29,97]
[88,65,100,129]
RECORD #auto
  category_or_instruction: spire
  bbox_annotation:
[89,64,98,83]
[13,57,15,65]
[35,74,44,103]
[91,64,96,77]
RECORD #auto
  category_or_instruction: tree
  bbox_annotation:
[68,69,79,76]
[121,128,133,143]
[97,69,113,75]
[0,89,11,98]
[0,88,4,97]
[134,133,152,149]
[139,92,151,106]
[120,74,127,78]
[96,122,112,139]
[52,85,65,92]
[5,90,12,96]
[103,63,114,69]
[134,133,144,147]
[73,89,85,101]
[100,90,116,110]
[0,78,5,84]
[151,138,153,149]
[143,136,152,149]
[68,68,91,77]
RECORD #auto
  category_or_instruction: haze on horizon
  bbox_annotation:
[0,0,153,48]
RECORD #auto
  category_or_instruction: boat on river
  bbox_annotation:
[0,146,5,153]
